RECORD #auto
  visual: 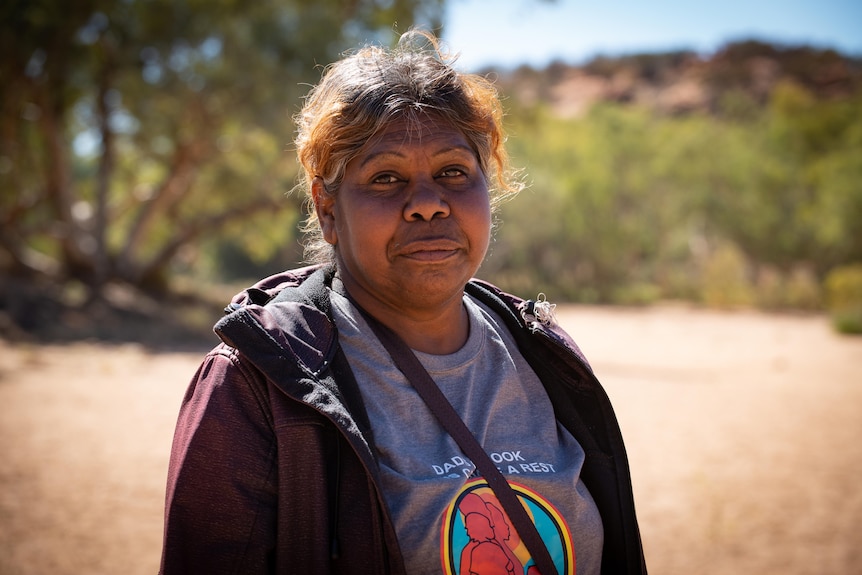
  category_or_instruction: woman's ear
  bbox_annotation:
[312,177,337,245]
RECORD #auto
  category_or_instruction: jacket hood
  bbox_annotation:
[216,264,335,377]
[215,298,336,379]
[214,265,374,444]
[225,263,327,309]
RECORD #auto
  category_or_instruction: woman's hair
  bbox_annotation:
[293,29,523,263]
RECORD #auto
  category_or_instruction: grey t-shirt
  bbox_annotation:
[331,290,603,575]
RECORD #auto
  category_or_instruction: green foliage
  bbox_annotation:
[487,103,719,303]
[698,243,754,308]
[0,0,443,295]
[487,70,862,315]
[824,265,862,334]
[4,11,861,333]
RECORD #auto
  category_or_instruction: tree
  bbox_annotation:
[703,81,862,277]
[485,103,708,303]
[0,0,443,296]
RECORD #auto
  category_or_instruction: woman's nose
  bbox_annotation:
[403,179,450,221]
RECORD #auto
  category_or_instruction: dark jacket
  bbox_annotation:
[160,265,646,574]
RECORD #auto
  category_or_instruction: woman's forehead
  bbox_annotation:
[358,114,473,158]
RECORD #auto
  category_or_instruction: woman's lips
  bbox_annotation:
[396,238,462,261]
[404,248,458,261]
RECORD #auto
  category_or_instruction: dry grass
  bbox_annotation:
[0,304,859,574]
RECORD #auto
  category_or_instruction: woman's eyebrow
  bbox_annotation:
[358,144,475,169]
[430,144,476,159]
[359,150,406,168]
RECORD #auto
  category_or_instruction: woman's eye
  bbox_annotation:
[372,173,399,184]
[439,167,466,178]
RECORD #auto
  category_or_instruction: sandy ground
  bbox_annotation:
[0,304,860,575]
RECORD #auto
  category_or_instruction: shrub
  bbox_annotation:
[824,264,862,334]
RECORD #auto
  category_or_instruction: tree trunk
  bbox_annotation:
[130,197,284,290]
[92,34,118,297]
[118,142,203,271]
[39,88,92,281]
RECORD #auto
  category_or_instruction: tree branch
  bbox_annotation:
[130,196,285,287]
[119,142,202,267]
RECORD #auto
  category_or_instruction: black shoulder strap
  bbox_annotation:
[356,305,560,575]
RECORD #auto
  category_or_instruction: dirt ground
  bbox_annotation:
[0,304,860,575]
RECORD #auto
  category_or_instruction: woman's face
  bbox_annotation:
[315,114,492,317]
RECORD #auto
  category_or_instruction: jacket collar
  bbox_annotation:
[215,265,338,377]
[215,265,595,408]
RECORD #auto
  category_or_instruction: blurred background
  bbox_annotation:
[1,1,861,574]
[1,0,861,339]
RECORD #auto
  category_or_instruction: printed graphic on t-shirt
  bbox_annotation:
[440,478,574,575]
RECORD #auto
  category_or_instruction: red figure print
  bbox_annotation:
[460,512,515,575]
[458,492,526,575]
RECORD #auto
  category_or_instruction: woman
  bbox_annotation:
[160,31,646,575]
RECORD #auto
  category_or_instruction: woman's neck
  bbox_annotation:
[337,277,469,355]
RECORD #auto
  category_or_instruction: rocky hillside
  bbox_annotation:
[491,40,862,117]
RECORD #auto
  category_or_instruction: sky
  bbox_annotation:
[441,0,862,71]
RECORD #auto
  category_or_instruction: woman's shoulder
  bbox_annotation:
[466,279,594,373]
